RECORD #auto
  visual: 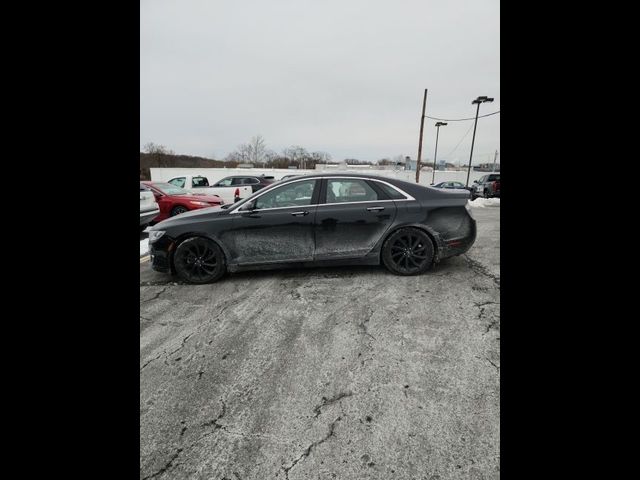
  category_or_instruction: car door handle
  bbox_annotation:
[291,211,309,216]
[366,206,385,211]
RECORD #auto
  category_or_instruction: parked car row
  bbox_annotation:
[139,174,278,229]
[431,174,500,199]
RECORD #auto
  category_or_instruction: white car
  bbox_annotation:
[166,175,252,204]
[140,183,160,230]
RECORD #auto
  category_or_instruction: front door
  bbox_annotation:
[228,179,320,264]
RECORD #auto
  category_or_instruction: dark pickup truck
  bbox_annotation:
[472,174,500,199]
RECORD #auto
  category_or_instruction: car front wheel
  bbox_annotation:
[381,228,434,276]
[173,237,226,284]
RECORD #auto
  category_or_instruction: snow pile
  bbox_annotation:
[140,238,149,257]
[469,197,500,208]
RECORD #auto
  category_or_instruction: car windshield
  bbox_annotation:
[154,183,189,195]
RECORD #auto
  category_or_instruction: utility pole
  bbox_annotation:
[492,150,499,172]
[416,89,428,183]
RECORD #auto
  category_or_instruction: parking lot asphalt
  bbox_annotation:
[140,207,500,480]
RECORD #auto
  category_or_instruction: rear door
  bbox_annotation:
[313,178,397,260]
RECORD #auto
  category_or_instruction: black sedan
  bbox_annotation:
[148,174,476,283]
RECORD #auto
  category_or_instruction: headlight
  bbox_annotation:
[148,230,166,244]
[189,200,210,206]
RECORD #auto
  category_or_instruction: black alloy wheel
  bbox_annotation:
[382,228,434,276]
[173,237,226,284]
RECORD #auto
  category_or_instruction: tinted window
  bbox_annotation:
[168,177,186,188]
[376,182,407,200]
[488,174,500,181]
[254,180,316,209]
[192,176,209,187]
[326,179,379,203]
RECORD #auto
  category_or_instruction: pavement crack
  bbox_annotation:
[167,333,194,357]
[140,352,163,372]
[282,416,342,480]
[141,447,183,480]
[357,307,376,341]
[484,319,500,334]
[201,399,227,431]
[486,358,500,372]
[474,301,499,308]
[313,391,353,418]
[141,287,167,304]
[464,255,500,287]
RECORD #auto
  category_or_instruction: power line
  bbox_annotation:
[441,122,475,159]
[425,111,500,122]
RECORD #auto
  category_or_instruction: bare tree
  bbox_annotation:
[248,135,267,165]
[283,145,309,169]
[143,142,174,155]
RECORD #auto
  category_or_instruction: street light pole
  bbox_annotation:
[432,121,447,185]
[416,89,428,183]
[465,96,494,187]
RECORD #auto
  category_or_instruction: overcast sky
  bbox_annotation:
[141,0,499,165]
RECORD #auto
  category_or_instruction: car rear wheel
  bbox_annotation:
[173,237,226,284]
[171,205,188,216]
[381,228,434,276]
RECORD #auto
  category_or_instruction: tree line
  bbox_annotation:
[141,137,431,179]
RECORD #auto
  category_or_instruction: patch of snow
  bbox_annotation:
[470,197,500,208]
[140,238,149,257]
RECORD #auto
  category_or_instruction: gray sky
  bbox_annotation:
[141,0,499,164]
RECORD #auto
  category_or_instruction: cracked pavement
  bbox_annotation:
[140,207,500,479]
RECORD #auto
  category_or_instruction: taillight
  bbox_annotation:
[234,188,239,197]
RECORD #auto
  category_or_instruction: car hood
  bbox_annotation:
[170,194,222,203]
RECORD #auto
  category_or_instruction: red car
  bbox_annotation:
[141,181,224,223]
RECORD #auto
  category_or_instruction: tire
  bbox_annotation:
[381,228,434,276]
[171,205,188,217]
[173,237,226,284]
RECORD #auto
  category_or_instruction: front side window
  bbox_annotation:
[254,180,316,210]
[168,177,185,188]
[326,179,380,203]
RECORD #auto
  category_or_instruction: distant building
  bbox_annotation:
[473,163,500,172]
[403,156,417,171]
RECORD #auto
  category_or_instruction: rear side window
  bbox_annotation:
[488,175,500,181]
[326,179,380,203]
[376,182,407,200]
[168,177,185,188]
[192,176,210,187]
[215,178,233,187]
